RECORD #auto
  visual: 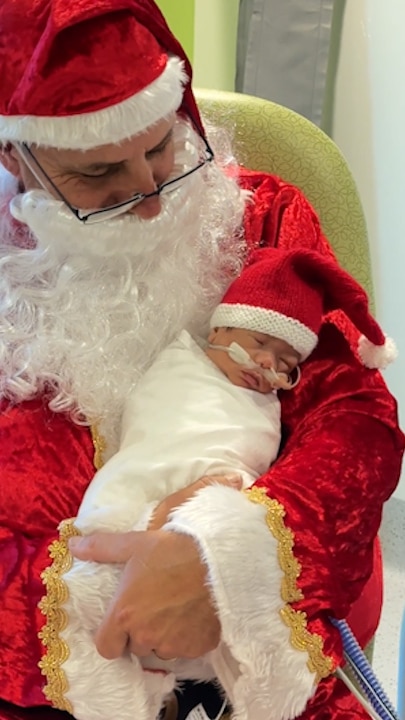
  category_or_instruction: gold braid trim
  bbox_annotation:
[38,519,82,712]
[91,423,107,470]
[280,605,334,680]
[245,486,334,681]
[38,425,106,710]
[245,486,303,604]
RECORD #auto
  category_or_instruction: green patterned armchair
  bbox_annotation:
[194,88,374,308]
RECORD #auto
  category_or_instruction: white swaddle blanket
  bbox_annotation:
[59,330,282,720]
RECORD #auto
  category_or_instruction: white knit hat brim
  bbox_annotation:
[210,303,318,360]
[0,57,187,150]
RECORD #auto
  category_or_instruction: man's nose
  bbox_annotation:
[129,194,162,219]
[126,160,164,218]
[110,163,162,219]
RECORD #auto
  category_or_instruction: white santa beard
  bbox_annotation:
[0,120,246,446]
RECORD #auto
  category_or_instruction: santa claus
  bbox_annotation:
[0,1,403,720]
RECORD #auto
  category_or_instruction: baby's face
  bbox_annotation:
[206,327,301,393]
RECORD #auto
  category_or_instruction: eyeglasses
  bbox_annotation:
[14,128,214,224]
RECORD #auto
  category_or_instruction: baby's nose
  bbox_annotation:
[255,350,276,369]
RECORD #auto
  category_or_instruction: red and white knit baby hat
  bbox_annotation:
[210,247,397,367]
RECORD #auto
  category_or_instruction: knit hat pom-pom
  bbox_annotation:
[358,334,398,369]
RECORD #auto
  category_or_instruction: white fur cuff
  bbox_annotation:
[164,485,317,720]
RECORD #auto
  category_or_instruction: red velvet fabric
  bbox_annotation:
[0,169,403,719]
[0,702,70,720]
[3,4,165,117]
[255,318,401,655]
[239,167,402,650]
[346,537,383,648]
[0,398,95,707]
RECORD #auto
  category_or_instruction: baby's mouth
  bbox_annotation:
[241,369,262,389]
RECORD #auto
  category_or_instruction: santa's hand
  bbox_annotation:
[148,473,242,530]
[69,529,220,660]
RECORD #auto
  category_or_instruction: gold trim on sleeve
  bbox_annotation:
[90,423,107,470]
[37,519,81,713]
[37,425,106,709]
[245,485,334,681]
[280,605,334,679]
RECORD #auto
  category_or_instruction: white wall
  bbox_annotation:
[333,0,405,499]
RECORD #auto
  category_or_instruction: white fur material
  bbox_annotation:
[0,119,246,451]
[59,330,283,720]
[60,551,177,720]
[210,303,318,360]
[0,58,187,149]
[358,334,398,369]
[165,485,318,720]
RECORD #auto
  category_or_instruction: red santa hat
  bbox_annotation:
[0,0,204,150]
[210,248,397,369]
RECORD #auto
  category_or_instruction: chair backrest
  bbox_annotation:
[194,88,374,306]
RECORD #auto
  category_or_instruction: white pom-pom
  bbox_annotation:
[358,335,398,369]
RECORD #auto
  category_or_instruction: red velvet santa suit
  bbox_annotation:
[0,167,403,720]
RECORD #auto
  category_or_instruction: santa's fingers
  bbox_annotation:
[148,473,243,530]
[68,530,140,563]
[92,530,216,661]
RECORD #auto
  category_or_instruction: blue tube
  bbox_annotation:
[330,616,400,720]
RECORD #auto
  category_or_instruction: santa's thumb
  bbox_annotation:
[68,530,138,563]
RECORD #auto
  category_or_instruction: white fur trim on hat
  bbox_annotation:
[0,57,187,150]
[358,334,398,369]
[210,303,318,360]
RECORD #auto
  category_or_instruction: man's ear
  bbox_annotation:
[0,143,21,177]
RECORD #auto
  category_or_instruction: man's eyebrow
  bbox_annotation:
[68,128,174,172]
[73,160,124,172]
